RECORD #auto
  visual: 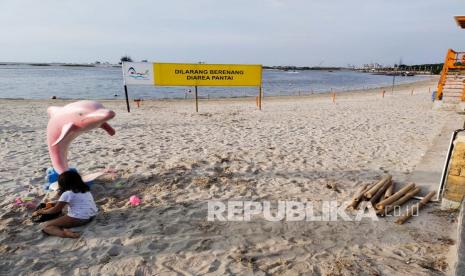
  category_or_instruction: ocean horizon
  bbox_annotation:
[0,64,432,100]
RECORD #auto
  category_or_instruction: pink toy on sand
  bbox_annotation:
[15,198,23,206]
[129,195,141,206]
[15,197,36,209]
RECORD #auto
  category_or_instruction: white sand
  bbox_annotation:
[0,78,462,275]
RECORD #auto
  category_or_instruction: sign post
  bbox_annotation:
[124,84,130,113]
[122,62,262,112]
[195,86,199,112]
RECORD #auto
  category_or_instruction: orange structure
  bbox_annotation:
[455,16,465,28]
[436,17,465,102]
[436,49,465,100]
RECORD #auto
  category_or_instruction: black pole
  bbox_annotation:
[124,84,130,113]
[195,86,198,112]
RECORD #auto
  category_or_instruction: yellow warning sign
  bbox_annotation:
[153,63,262,86]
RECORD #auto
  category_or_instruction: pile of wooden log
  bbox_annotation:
[347,175,435,224]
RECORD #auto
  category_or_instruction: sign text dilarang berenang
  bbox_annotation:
[153,63,262,86]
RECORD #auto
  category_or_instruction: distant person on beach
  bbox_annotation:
[32,171,98,238]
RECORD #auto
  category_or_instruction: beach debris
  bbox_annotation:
[129,195,141,206]
[437,236,455,246]
[369,179,392,205]
[384,181,395,200]
[193,176,212,189]
[364,175,392,199]
[325,182,341,193]
[377,187,421,216]
[375,182,415,210]
[346,184,370,210]
[347,176,435,224]
[395,191,435,225]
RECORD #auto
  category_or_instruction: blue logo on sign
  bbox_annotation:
[127,67,149,80]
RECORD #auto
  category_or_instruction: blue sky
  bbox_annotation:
[1,0,465,66]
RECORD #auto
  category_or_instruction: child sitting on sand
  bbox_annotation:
[33,171,98,238]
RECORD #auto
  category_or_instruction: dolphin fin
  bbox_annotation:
[101,122,116,136]
[51,122,76,147]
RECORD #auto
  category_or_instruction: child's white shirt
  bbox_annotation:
[59,191,98,219]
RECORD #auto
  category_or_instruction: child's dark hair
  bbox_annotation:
[58,171,90,193]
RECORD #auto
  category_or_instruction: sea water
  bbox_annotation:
[0,64,432,100]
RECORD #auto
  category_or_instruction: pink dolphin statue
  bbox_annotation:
[47,100,116,174]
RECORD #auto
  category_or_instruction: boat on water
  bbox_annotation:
[402,71,415,76]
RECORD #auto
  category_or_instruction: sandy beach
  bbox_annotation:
[0,78,462,275]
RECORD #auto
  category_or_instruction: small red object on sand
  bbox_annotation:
[129,195,141,206]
